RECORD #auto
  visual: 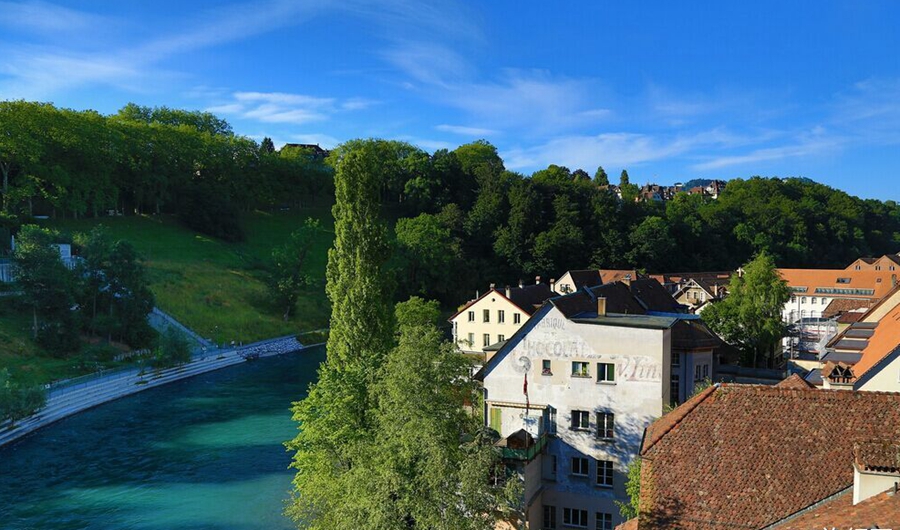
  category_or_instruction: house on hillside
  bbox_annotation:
[476,281,721,529]
[618,381,900,529]
[449,278,554,359]
[649,272,732,311]
[553,270,603,295]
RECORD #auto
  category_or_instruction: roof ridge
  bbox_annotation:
[641,383,720,455]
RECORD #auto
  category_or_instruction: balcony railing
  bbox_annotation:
[499,432,548,462]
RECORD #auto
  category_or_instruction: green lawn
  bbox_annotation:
[43,208,335,345]
[0,208,335,384]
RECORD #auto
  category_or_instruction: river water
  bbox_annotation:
[0,346,325,530]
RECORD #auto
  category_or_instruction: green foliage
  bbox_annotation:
[153,327,191,368]
[594,166,609,186]
[395,213,460,301]
[0,368,46,426]
[702,252,792,367]
[268,218,322,320]
[13,225,80,354]
[616,458,642,520]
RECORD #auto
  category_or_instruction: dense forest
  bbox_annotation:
[2,101,900,308]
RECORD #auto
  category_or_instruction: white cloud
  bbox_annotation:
[0,1,110,34]
[691,130,844,171]
[205,91,370,126]
[435,124,498,136]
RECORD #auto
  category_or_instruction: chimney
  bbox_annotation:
[518,279,524,288]
[622,274,632,287]
[505,285,511,298]
[535,275,541,285]
[490,283,496,290]
[597,297,607,316]
[550,278,556,291]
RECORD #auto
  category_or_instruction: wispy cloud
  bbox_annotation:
[206,91,372,125]
[435,124,498,136]
[691,128,844,171]
[0,1,110,34]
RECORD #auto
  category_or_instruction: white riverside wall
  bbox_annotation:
[0,336,312,449]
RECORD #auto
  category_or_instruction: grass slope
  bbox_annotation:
[0,208,334,384]
[44,208,335,345]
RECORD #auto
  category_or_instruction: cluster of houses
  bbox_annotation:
[451,256,900,529]
[598,180,726,203]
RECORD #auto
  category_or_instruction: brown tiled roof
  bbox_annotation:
[822,297,874,319]
[855,440,900,472]
[776,373,815,389]
[778,268,897,300]
[556,282,646,318]
[769,489,900,529]
[614,518,639,530]
[507,283,554,315]
[628,278,684,313]
[599,269,643,284]
[838,311,866,324]
[638,385,900,529]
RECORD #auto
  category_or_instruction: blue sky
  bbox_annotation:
[1,1,899,200]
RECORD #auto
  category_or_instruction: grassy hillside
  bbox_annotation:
[0,208,334,385]
[42,208,335,345]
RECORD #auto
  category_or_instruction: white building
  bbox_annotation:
[476,283,721,529]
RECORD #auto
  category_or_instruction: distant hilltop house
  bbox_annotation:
[280,143,330,159]
[686,179,727,199]
[476,280,722,530]
[619,381,900,529]
[649,271,732,311]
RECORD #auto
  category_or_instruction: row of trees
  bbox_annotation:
[13,225,155,354]
[354,139,900,306]
[0,101,332,242]
[288,140,517,529]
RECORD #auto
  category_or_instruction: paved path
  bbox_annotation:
[0,335,311,449]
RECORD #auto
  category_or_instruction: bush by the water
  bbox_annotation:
[0,369,46,426]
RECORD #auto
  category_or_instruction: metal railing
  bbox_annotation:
[499,432,548,462]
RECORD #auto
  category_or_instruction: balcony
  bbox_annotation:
[497,430,548,462]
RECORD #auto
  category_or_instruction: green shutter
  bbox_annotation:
[489,407,502,433]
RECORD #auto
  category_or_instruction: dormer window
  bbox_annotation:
[837,278,851,284]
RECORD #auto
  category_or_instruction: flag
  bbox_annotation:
[523,372,529,410]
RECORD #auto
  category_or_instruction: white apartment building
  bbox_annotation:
[476,284,720,529]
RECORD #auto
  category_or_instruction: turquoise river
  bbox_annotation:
[0,346,325,530]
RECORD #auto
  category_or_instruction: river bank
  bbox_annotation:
[0,335,321,449]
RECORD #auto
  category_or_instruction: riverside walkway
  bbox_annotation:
[0,334,311,449]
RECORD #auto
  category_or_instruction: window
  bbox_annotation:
[876,265,882,271]
[891,265,896,271]
[542,359,552,376]
[571,457,589,476]
[837,277,852,284]
[596,459,613,487]
[695,365,702,381]
[483,334,490,347]
[670,374,680,405]
[467,310,475,322]
[791,296,796,303]
[596,512,613,530]
[514,313,522,324]
[597,412,614,440]
[543,505,557,529]
[483,309,490,322]
[703,364,709,379]
[551,455,558,476]
[811,297,817,304]
[572,361,590,377]
[672,352,681,367]
[467,333,474,346]
[596,363,615,384]
[801,297,807,304]
[571,410,590,430]
[498,310,505,323]
[498,334,505,342]
[563,508,588,528]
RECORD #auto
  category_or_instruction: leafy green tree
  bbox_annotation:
[619,169,639,202]
[616,458,642,520]
[594,166,609,186]
[268,219,322,320]
[395,213,459,300]
[13,225,79,353]
[626,216,677,271]
[702,252,791,367]
[76,226,155,346]
[260,136,276,155]
[0,369,47,426]
[153,327,191,368]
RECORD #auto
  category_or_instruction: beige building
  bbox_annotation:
[449,280,553,359]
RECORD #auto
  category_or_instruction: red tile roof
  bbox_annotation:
[769,489,900,529]
[778,268,898,300]
[776,373,815,389]
[638,384,900,529]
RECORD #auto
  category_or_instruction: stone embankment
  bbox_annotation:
[0,335,308,449]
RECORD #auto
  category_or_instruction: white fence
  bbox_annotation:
[0,257,81,283]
